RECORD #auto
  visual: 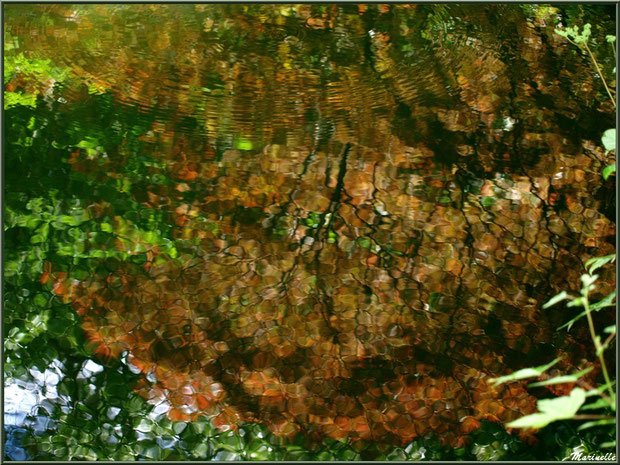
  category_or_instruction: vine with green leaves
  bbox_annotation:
[555,23,616,179]
[490,255,616,449]
[490,21,617,453]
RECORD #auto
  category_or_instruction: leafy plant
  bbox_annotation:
[601,129,616,180]
[555,24,617,181]
[554,24,616,107]
[3,44,71,109]
[490,255,616,448]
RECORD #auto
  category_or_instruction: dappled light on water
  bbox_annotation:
[4,3,615,460]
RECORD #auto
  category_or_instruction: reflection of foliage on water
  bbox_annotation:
[47,113,613,449]
[4,2,615,461]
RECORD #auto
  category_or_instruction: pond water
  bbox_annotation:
[4,3,616,461]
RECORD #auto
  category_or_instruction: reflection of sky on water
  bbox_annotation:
[4,357,177,460]
[4,359,104,460]
[5,380,37,461]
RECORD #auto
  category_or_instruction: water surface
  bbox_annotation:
[4,3,616,460]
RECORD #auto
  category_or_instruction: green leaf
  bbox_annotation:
[89,249,107,259]
[606,35,616,43]
[60,215,79,226]
[527,367,593,387]
[4,91,37,109]
[580,273,598,289]
[31,223,49,243]
[585,254,615,274]
[506,413,555,429]
[566,297,584,308]
[33,293,49,307]
[489,357,561,386]
[585,381,616,398]
[481,196,496,208]
[172,422,187,435]
[538,387,586,415]
[602,129,616,153]
[577,419,615,431]
[47,318,67,336]
[559,292,615,331]
[542,291,571,309]
[25,216,42,229]
[580,398,614,411]
[136,419,154,433]
[507,388,586,429]
[428,292,442,310]
[602,164,615,180]
[357,237,371,249]
[590,291,616,311]
[4,260,20,277]
[581,23,591,41]
[76,137,99,150]
[603,325,616,334]
[235,138,253,151]
[166,245,178,259]
[558,310,585,331]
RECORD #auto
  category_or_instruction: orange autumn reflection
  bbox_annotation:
[49,132,611,448]
[21,2,614,451]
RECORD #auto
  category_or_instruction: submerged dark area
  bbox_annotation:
[3,3,616,461]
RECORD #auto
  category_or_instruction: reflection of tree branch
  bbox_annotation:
[307,143,352,341]
[314,142,352,241]
[267,104,325,237]
[326,143,351,228]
